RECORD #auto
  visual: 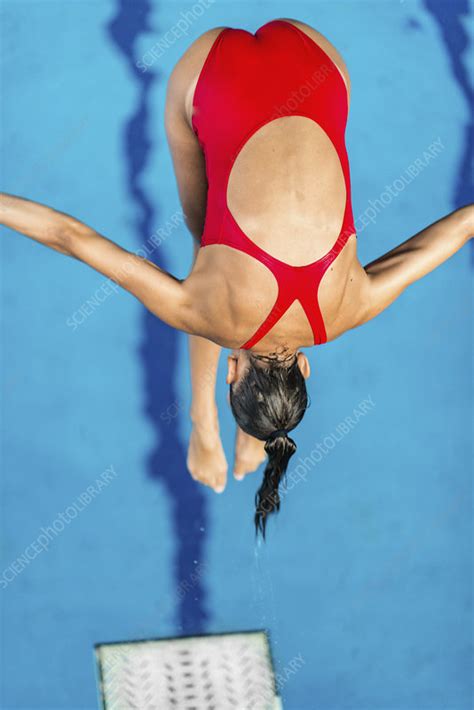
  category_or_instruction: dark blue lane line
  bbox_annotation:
[106,0,210,635]
[423,0,473,262]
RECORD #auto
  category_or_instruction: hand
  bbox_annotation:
[233,427,267,481]
[187,420,228,493]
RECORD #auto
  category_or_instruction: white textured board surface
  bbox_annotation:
[95,631,282,709]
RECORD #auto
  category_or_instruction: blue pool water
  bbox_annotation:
[1,1,472,708]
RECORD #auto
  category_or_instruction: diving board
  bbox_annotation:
[95,630,283,709]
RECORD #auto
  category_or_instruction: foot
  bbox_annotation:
[233,427,267,480]
[187,421,228,493]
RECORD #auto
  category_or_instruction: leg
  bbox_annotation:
[187,332,227,493]
[186,240,228,492]
[233,428,267,481]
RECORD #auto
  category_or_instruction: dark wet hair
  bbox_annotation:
[229,352,309,538]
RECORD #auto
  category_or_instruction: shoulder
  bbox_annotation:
[180,263,241,346]
[323,261,375,341]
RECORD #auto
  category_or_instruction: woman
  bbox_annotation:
[1,18,472,536]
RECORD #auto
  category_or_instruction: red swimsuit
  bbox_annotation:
[192,19,356,348]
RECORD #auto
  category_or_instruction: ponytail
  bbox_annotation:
[254,431,297,538]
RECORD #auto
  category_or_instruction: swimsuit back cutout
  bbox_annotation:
[192,20,356,349]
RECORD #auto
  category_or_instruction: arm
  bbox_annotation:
[0,192,193,332]
[360,205,473,323]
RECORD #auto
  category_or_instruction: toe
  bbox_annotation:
[233,458,254,480]
[213,467,227,493]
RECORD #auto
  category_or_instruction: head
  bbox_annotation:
[227,348,311,538]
